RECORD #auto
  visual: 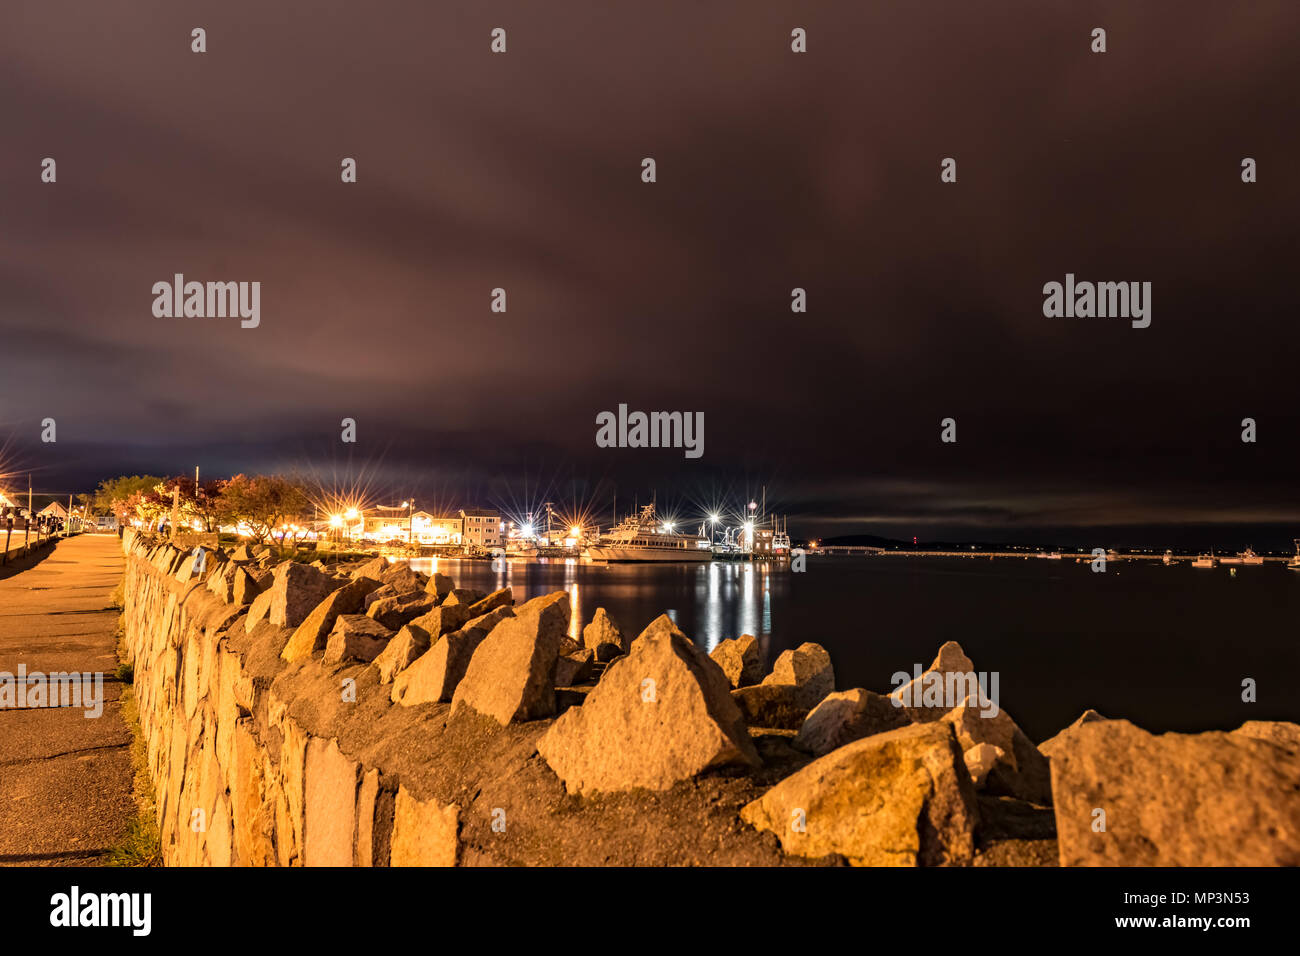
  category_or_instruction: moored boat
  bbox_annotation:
[587,504,713,563]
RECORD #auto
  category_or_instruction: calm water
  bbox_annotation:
[407,555,1300,742]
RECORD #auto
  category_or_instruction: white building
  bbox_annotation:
[412,512,462,545]
[459,508,501,548]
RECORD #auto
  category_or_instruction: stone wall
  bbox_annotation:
[119,530,462,866]
[119,528,999,866]
[116,529,1300,867]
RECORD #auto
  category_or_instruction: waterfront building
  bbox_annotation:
[459,508,502,548]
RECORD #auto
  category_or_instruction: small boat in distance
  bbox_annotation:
[1163,550,1174,565]
[1036,551,1063,560]
[1192,553,1217,569]
[1240,548,1265,566]
[1289,540,1300,572]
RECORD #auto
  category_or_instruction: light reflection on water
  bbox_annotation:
[406,556,780,651]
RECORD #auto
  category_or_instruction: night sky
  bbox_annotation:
[3,1,1298,547]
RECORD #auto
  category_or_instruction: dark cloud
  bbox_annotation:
[2,1,1298,545]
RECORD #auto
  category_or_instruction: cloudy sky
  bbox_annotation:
[2,1,1298,545]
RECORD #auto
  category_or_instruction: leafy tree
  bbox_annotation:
[220,474,313,551]
[152,475,226,532]
[91,475,164,522]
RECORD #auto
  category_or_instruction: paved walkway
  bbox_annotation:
[0,535,134,865]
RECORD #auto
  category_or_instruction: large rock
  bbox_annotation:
[244,589,274,633]
[537,614,760,795]
[372,625,431,684]
[1051,719,1300,866]
[1235,719,1300,750]
[555,648,594,686]
[740,721,977,866]
[443,588,486,607]
[582,608,628,662]
[206,562,235,601]
[380,561,424,594]
[731,683,815,730]
[941,695,1052,804]
[710,633,763,687]
[425,572,455,600]
[366,593,436,630]
[231,566,262,605]
[406,603,473,642]
[351,556,389,580]
[794,688,911,756]
[467,587,512,617]
[323,615,395,665]
[269,562,337,629]
[390,786,459,866]
[1039,708,1107,758]
[888,641,977,721]
[391,607,515,705]
[281,576,382,662]
[450,592,570,724]
[762,642,834,708]
[732,642,835,729]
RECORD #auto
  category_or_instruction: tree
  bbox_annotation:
[91,475,164,522]
[152,475,226,532]
[219,474,313,551]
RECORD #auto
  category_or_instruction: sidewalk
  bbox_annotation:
[0,535,134,865]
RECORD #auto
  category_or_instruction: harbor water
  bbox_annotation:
[408,554,1300,742]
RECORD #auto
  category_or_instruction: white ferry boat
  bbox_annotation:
[587,504,713,563]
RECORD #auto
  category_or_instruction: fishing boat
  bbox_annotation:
[1192,552,1216,569]
[1239,548,1265,566]
[587,504,713,563]
[1289,540,1300,572]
